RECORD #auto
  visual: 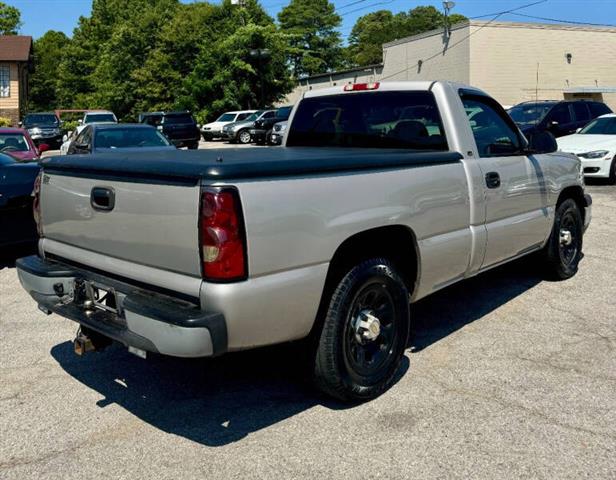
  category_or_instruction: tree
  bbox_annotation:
[29,31,70,111]
[346,5,467,67]
[346,10,396,67]
[56,0,180,111]
[278,0,342,78]
[181,24,294,121]
[0,1,21,35]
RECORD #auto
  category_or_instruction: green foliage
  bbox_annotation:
[0,1,21,35]
[48,0,293,122]
[29,31,70,111]
[346,6,468,67]
[0,116,11,127]
[278,0,342,78]
[61,120,79,133]
[181,23,295,120]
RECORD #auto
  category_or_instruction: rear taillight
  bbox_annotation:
[344,82,380,92]
[199,187,247,282]
[32,171,42,236]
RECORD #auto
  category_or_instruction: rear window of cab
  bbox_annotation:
[286,91,448,150]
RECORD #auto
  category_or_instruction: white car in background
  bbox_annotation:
[557,113,616,183]
[201,110,255,140]
[76,110,118,134]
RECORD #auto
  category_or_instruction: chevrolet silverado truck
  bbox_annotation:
[17,81,591,402]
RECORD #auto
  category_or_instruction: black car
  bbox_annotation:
[509,100,612,138]
[250,106,293,145]
[0,153,39,249]
[139,111,200,149]
[66,124,176,155]
[20,112,63,148]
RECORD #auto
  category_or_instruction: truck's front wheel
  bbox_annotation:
[313,258,410,402]
[543,198,583,280]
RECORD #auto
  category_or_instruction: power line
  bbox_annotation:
[509,12,616,28]
[339,0,396,17]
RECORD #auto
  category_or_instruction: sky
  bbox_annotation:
[8,0,616,40]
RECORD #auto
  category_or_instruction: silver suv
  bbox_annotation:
[222,110,277,144]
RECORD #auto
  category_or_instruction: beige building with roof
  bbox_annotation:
[287,21,616,110]
[0,35,32,126]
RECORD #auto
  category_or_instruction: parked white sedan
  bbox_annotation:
[557,114,616,183]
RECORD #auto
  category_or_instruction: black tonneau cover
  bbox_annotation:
[41,147,462,184]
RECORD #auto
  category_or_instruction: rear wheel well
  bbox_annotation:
[309,226,418,341]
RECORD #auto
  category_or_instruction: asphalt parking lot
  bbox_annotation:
[1,182,615,479]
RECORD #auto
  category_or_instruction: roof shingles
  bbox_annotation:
[0,35,32,62]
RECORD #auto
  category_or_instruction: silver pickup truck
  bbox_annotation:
[17,81,591,402]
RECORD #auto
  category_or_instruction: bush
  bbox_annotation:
[0,117,12,127]
[61,120,78,132]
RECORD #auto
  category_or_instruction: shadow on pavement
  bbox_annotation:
[50,257,542,447]
[51,340,408,447]
[411,257,543,352]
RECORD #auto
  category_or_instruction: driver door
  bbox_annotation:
[461,92,552,269]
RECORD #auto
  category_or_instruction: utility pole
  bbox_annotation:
[443,1,456,39]
[250,49,271,108]
[231,0,246,26]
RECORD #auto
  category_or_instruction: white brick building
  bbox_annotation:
[286,21,616,110]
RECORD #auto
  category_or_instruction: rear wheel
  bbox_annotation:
[313,258,410,402]
[187,141,199,150]
[542,198,583,280]
[237,129,252,145]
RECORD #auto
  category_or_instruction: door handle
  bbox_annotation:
[91,187,115,211]
[485,172,501,189]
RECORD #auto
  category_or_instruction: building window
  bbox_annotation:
[0,65,10,97]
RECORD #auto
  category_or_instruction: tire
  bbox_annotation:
[313,258,410,402]
[201,133,211,142]
[237,129,252,145]
[265,129,273,145]
[542,198,584,280]
[608,157,616,185]
[187,142,199,150]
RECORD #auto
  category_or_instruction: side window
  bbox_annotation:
[263,111,276,119]
[590,102,611,117]
[572,103,590,122]
[75,127,90,145]
[237,113,250,121]
[549,104,572,125]
[461,96,521,157]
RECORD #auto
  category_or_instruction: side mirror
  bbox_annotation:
[18,121,22,127]
[62,134,68,143]
[75,143,90,152]
[527,130,557,154]
[38,143,50,153]
[576,127,582,133]
[78,119,83,125]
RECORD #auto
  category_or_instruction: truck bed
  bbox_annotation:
[41,148,462,182]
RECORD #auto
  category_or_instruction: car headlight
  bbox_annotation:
[579,150,610,159]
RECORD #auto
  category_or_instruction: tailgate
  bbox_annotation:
[40,172,202,277]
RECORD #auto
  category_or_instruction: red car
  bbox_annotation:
[0,127,49,161]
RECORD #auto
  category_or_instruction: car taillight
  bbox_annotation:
[32,171,43,236]
[200,187,247,282]
[344,82,380,92]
